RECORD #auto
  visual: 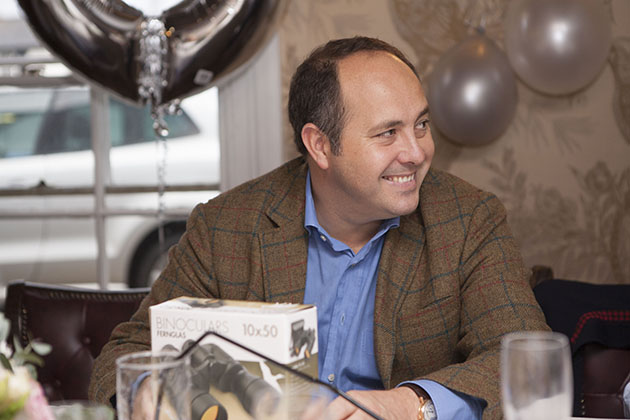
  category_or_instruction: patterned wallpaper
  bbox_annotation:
[277,0,630,284]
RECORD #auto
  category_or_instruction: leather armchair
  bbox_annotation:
[533,270,630,418]
[3,280,149,402]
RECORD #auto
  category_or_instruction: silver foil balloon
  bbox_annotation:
[426,34,518,147]
[504,0,612,95]
[17,0,286,105]
[18,0,144,102]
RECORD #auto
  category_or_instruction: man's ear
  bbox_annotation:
[301,123,331,170]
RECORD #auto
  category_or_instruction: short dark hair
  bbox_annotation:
[288,36,419,155]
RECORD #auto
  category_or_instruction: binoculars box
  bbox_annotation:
[150,297,318,419]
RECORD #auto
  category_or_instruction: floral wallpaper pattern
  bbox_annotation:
[483,150,630,283]
[278,0,630,284]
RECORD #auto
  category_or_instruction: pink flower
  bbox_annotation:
[21,380,54,420]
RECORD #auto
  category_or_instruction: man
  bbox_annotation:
[89,36,548,419]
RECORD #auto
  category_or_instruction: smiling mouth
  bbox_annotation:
[382,173,415,183]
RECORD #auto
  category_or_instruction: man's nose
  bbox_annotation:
[398,130,425,165]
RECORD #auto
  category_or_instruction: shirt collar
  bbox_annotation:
[304,170,400,241]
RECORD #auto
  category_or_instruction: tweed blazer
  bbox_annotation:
[89,157,548,419]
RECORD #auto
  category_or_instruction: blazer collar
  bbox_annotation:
[264,157,309,227]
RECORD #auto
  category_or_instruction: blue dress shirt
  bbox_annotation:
[302,171,483,419]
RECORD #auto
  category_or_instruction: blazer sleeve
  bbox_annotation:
[88,161,297,405]
[88,203,226,405]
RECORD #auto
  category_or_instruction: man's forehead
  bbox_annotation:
[339,49,396,61]
[336,50,427,128]
[337,51,423,100]
[338,50,403,73]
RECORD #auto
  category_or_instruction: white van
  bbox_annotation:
[0,86,220,288]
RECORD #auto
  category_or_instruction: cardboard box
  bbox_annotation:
[150,297,318,419]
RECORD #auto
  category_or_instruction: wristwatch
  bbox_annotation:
[402,384,437,420]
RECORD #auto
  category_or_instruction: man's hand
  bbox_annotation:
[324,387,419,420]
[130,377,178,420]
[130,377,155,420]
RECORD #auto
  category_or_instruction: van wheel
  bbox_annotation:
[129,227,183,288]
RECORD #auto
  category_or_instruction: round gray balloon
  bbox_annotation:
[426,34,518,146]
[504,0,612,95]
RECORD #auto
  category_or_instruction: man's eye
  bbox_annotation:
[416,120,429,130]
[380,129,396,137]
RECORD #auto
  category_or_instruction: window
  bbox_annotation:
[0,89,52,158]
[0,111,46,158]
[33,88,201,155]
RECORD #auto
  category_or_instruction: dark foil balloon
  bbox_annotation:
[17,0,286,106]
[426,34,518,147]
[17,0,144,102]
[161,0,278,102]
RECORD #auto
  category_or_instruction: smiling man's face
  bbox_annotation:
[322,50,434,224]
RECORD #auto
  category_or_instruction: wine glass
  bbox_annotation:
[501,331,573,420]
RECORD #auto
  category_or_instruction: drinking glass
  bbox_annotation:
[116,350,191,420]
[501,331,573,420]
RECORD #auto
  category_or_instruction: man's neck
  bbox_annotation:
[311,188,381,255]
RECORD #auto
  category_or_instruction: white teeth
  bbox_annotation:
[386,174,414,183]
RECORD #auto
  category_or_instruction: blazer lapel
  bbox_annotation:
[374,212,426,388]
[257,158,309,304]
[259,221,309,304]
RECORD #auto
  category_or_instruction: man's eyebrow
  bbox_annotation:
[370,119,404,134]
[369,106,430,135]
[415,106,430,121]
